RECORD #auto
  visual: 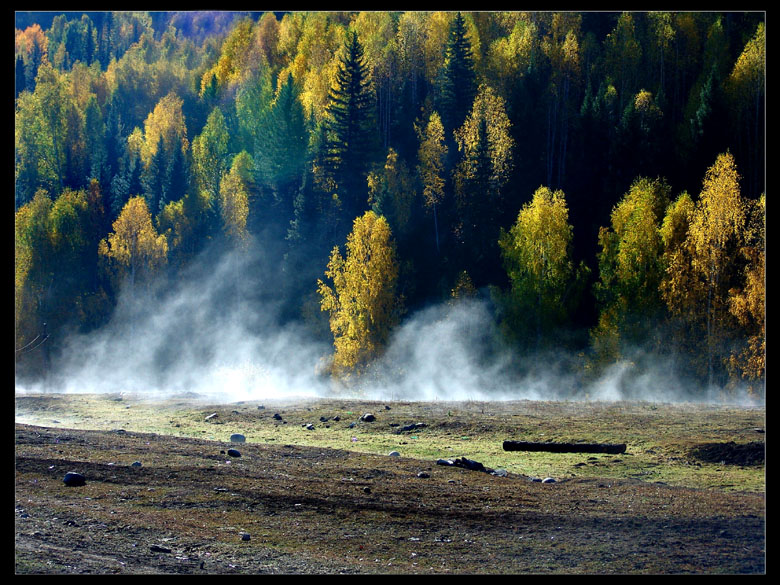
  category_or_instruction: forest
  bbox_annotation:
[15,11,765,398]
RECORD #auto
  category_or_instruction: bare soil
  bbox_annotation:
[15,395,765,574]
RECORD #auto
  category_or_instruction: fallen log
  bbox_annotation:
[502,441,626,454]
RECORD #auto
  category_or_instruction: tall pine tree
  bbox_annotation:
[323,30,379,222]
[438,12,477,135]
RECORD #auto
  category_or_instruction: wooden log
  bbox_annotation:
[502,441,626,454]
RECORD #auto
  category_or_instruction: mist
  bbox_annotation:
[15,240,763,408]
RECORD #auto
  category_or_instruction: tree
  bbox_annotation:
[727,194,765,393]
[453,84,514,285]
[726,22,765,198]
[15,190,55,346]
[192,107,230,200]
[438,12,476,134]
[219,151,252,248]
[367,148,416,242]
[323,30,379,220]
[318,211,401,379]
[254,73,308,225]
[416,111,448,253]
[99,196,168,289]
[498,186,584,350]
[591,177,670,363]
[14,62,69,205]
[687,152,746,387]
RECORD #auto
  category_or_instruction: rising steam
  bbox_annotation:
[15,239,762,407]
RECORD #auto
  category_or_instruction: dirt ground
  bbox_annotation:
[14,397,765,574]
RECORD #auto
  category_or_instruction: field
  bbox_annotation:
[15,392,765,574]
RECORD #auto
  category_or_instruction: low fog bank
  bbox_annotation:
[15,241,763,408]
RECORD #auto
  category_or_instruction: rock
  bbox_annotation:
[131,461,142,468]
[63,472,86,487]
[149,545,172,554]
[384,405,391,410]
[227,449,241,458]
[417,472,430,478]
[332,416,340,422]
[272,413,283,421]
[491,468,508,477]
[388,451,401,457]
[241,533,251,542]
[542,477,556,483]
[436,459,455,466]
[454,457,486,472]
[230,434,246,443]
[399,423,427,432]
[205,413,218,421]
[360,413,376,422]
[303,423,315,431]
[362,486,371,494]
[319,416,329,422]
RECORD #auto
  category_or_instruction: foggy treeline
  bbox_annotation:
[15,11,765,401]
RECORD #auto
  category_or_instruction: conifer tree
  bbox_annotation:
[323,30,378,220]
[438,12,477,134]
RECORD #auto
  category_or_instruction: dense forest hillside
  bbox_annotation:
[15,11,765,398]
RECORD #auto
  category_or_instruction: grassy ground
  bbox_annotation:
[15,392,765,492]
[15,393,765,574]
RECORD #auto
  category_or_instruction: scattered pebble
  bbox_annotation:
[360,413,376,422]
[131,461,142,468]
[388,451,401,457]
[241,533,251,542]
[417,472,430,478]
[273,413,283,421]
[227,449,241,458]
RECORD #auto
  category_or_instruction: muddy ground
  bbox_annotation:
[15,395,765,574]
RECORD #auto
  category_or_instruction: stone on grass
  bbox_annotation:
[542,477,556,483]
[63,472,86,487]
[131,461,142,468]
[227,449,241,458]
[205,413,218,421]
[273,413,283,421]
[360,413,376,422]
[388,451,401,457]
[230,434,246,443]
[241,533,251,541]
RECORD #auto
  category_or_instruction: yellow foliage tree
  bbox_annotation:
[591,177,670,365]
[99,196,167,288]
[219,151,252,248]
[318,211,400,378]
[139,92,189,169]
[727,194,765,392]
[499,186,584,349]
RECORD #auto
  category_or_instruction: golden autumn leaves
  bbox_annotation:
[313,151,763,392]
[318,211,400,379]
